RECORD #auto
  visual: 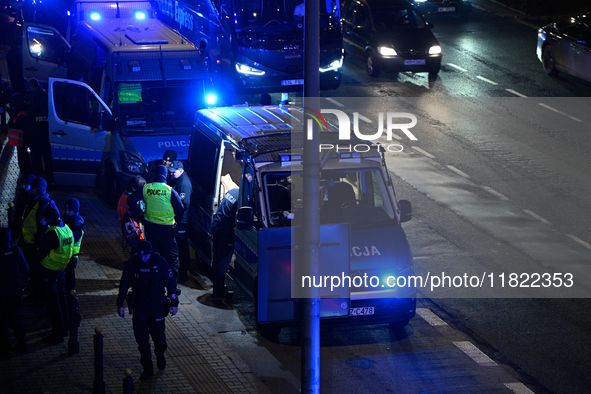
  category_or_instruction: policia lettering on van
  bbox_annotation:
[187,105,416,335]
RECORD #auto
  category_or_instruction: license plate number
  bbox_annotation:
[438,6,456,12]
[404,59,426,65]
[350,307,374,316]
[281,79,304,86]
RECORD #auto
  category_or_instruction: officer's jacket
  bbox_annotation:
[21,194,58,245]
[170,171,192,226]
[116,252,179,308]
[0,244,30,291]
[39,223,74,271]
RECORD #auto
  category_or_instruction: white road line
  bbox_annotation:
[391,133,402,141]
[447,63,468,72]
[476,76,499,85]
[566,234,591,250]
[538,103,582,122]
[504,382,536,394]
[453,341,497,366]
[523,209,551,225]
[416,308,448,327]
[356,114,372,123]
[506,89,528,98]
[325,98,344,107]
[481,186,509,201]
[447,165,470,178]
[411,146,435,159]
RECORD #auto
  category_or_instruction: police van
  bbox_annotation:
[24,1,215,202]
[187,105,416,333]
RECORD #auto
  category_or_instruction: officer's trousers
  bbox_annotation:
[41,267,68,338]
[0,289,26,355]
[211,231,234,294]
[175,224,190,279]
[143,221,179,281]
[132,301,167,373]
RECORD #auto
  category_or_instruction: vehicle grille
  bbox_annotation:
[398,48,428,56]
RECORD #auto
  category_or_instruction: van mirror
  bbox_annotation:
[236,206,254,230]
[398,200,412,223]
[100,110,111,131]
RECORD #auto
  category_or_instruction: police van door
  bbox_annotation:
[22,23,70,84]
[48,78,110,186]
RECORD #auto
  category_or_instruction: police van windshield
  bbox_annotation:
[116,83,204,130]
[263,168,396,227]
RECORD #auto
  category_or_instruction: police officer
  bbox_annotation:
[145,149,177,183]
[63,198,85,326]
[38,206,74,345]
[130,165,185,282]
[116,240,179,380]
[168,161,192,282]
[0,228,29,359]
[0,74,12,135]
[211,186,239,299]
[26,78,54,184]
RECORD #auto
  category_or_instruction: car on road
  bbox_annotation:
[537,15,591,83]
[410,0,472,20]
[342,0,442,79]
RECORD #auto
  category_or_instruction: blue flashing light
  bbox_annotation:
[135,10,146,20]
[206,94,217,106]
[89,11,101,21]
[67,11,71,16]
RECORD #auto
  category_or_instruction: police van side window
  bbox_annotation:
[27,26,68,65]
[53,82,104,126]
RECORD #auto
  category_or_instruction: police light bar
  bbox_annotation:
[338,152,361,163]
[280,154,302,166]
[206,94,217,106]
[134,10,146,20]
[89,11,101,21]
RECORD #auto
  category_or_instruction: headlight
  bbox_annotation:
[378,47,397,56]
[429,45,442,55]
[319,58,343,72]
[235,63,266,76]
[120,151,145,174]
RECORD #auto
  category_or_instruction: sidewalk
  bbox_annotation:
[0,134,262,392]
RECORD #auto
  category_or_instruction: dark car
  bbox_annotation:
[537,15,591,83]
[342,0,442,79]
[410,0,472,20]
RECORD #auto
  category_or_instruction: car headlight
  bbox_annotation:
[429,45,442,55]
[235,63,266,76]
[319,58,343,72]
[378,47,397,56]
[120,151,145,174]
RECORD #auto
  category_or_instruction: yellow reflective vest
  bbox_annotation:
[143,183,175,225]
[41,225,74,271]
[21,200,41,244]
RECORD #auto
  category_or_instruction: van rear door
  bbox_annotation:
[48,78,110,186]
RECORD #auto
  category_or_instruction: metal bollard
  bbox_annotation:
[93,327,105,394]
[123,368,134,394]
[68,289,80,355]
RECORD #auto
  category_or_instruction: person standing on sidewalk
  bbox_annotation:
[116,240,179,380]
[63,198,85,327]
[0,74,12,135]
[167,161,192,282]
[0,228,29,359]
[129,165,185,283]
[38,205,73,345]
[117,176,146,255]
[145,149,177,183]
[26,78,54,185]
[8,92,32,177]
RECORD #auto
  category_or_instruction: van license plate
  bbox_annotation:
[438,7,455,12]
[350,307,375,316]
[404,59,426,65]
[281,79,304,86]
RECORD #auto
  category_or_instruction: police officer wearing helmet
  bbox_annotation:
[116,240,179,380]
[130,165,185,283]
[167,161,192,282]
[38,205,74,345]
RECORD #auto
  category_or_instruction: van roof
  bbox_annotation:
[195,105,382,162]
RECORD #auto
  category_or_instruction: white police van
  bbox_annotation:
[24,1,215,202]
[187,105,416,334]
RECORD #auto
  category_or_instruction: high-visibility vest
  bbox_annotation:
[143,183,175,225]
[8,111,26,147]
[41,225,74,271]
[22,200,41,244]
[67,225,85,256]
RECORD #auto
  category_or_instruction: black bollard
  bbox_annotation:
[68,289,80,355]
[93,327,105,394]
[123,368,134,394]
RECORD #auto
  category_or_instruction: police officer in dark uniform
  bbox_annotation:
[0,74,12,135]
[116,240,179,380]
[145,149,177,183]
[0,228,29,359]
[211,187,239,298]
[63,198,85,326]
[168,161,192,282]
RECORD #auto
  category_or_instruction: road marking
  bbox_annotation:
[538,103,582,122]
[566,234,591,250]
[453,341,497,366]
[523,209,550,225]
[481,186,509,201]
[506,89,528,97]
[504,382,536,394]
[447,63,468,72]
[416,308,448,327]
[411,146,435,159]
[325,98,344,107]
[447,165,470,178]
[356,114,372,123]
[476,76,499,85]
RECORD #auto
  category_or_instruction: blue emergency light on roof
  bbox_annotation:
[134,10,146,20]
[206,94,217,106]
[89,11,101,21]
